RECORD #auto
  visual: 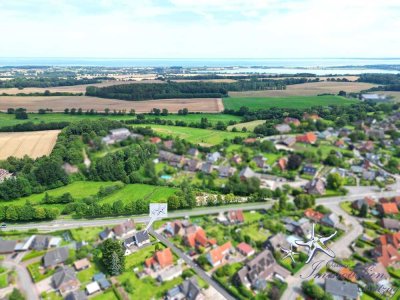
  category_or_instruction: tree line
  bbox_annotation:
[0,77,102,89]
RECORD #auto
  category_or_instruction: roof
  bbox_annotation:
[374,244,400,267]
[135,230,150,244]
[324,279,358,299]
[278,158,287,170]
[237,242,254,255]
[31,235,51,250]
[304,208,324,222]
[52,266,77,289]
[44,247,69,268]
[208,242,232,264]
[227,210,244,223]
[185,226,209,248]
[86,281,101,294]
[239,167,257,179]
[380,203,399,214]
[99,228,113,240]
[381,218,400,230]
[93,273,106,282]
[179,277,202,300]
[113,219,135,237]
[98,278,111,289]
[296,132,317,144]
[65,291,87,300]
[73,258,90,270]
[0,240,17,253]
[145,248,173,269]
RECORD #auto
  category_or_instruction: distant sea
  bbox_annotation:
[0,58,399,75]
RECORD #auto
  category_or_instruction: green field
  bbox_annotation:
[144,113,242,124]
[131,124,249,145]
[99,184,177,204]
[0,181,118,207]
[223,96,358,111]
[227,120,266,131]
[0,112,241,128]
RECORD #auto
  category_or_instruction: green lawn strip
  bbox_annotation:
[91,289,119,300]
[0,273,8,288]
[22,250,46,262]
[144,113,242,125]
[131,124,249,145]
[223,96,357,111]
[70,227,104,242]
[99,184,177,205]
[27,261,55,282]
[0,181,119,207]
[77,264,102,285]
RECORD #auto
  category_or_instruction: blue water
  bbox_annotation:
[0,58,399,74]
[160,175,172,180]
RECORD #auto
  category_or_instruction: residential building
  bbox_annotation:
[86,281,101,295]
[284,117,300,127]
[304,178,326,195]
[31,235,51,251]
[65,291,87,300]
[166,277,204,300]
[43,247,70,268]
[145,248,174,270]
[227,210,244,224]
[381,218,400,231]
[266,233,290,253]
[239,167,258,180]
[159,150,185,167]
[304,208,324,223]
[184,226,214,249]
[73,258,90,271]
[231,154,242,164]
[235,249,290,291]
[134,230,150,247]
[0,168,13,182]
[279,136,296,147]
[218,166,236,178]
[187,148,199,157]
[321,212,340,228]
[157,265,183,282]
[275,124,291,134]
[149,137,162,144]
[277,158,287,171]
[185,159,202,172]
[324,279,359,300]
[201,162,214,174]
[113,219,135,238]
[252,155,267,169]
[0,240,17,254]
[354,263,390,286]
[52,266,79,296]
[206,152,221,163]
[302,165,318,176]
[207,242,233,267]
[296,132,317,144]
[99,228,114,240]
[237,242,255,257]
[378,203,399,215]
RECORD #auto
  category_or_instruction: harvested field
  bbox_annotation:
[229,81,376,97]
[227,120,266,131]
[0,96,224,113]
[0,130,60,159]
[0,80,162,95]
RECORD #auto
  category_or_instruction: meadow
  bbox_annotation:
[131,124,249,146]
[223,95,358,111]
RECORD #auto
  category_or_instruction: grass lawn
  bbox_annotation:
[0,181,119,208]
[223,95,357,111]
[241,224,270,243]
[27,261,55,282]
[42,292,63,300]
[131,124,249,146]
[100,184,177,205]
[22,250,46,262]
[145,113,242,125]
[0,112,136,128]
[0,273,8,288]
[339,201,353,215]
[243,211,264,223]
[92,289,119,300]
[70,227,104,242]
[227,120,266,131]
[77,263,102,285]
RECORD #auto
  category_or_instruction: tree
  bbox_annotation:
[15,108,28,120]
[359,203,368,218]
[279,195,287,211]
[287,154,302,170]
[327,172,343,190]
[110,251,122,276]
[9,288,25,300]
[101,239,125,275]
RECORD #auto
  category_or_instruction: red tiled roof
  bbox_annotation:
[375,244,400,267]
[304,208,324,222]
[338,267,357,283]
[208,242,232,265]
[228,210,244,223]
[278,158,287,170]
[145,248,173,269]
[149,137,162,144]
[185,227,209,248]
[244,138,257,144]
[296,132,317,144]
[380,203,399,214]
[237,242,254,255]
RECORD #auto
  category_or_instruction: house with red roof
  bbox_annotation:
[296,132,317,144]
[145,248,174,270]
[236,242,255,257]
[206,242,233,267]
[149,137,162,144]
[244,138,257,144]
[284,117,300,127]
[303,113,320,121]
[183,226,215,249]
[304,208,324,223]
[373,233,400,267]
[277,158,287,171]
[227,210,244,224]
[377,202,399,215]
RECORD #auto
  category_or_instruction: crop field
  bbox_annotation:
[132,124,249,145]
[0,96,224,113]
[229,81,376,97]
[0,130,60,159]
[144,113,242,124]
[0,80,149,95]
[227,120,266,131]
[223,95,358,111]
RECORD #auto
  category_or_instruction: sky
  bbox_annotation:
[0,0,399,58]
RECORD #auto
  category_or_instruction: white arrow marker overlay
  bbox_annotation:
[145,203,168,232]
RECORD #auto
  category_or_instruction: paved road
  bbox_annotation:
[2,258,39,300]
[3,202,272,232]
[150,229,235,300]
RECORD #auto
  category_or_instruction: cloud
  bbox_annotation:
[0,0,398,58]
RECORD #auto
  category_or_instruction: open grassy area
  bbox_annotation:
[27,261,55,282]
[0,181,118,207]
[0,272,8,288]
[70,227,105,242]
[92,289,119,300]
[227,120,266,131]
[223,95,357,111]
[0,112,241,128]
[131,124,249,146]
[100,184,177,205]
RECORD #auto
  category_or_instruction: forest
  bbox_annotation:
[0,77,102,89]
[85,78,317,101]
